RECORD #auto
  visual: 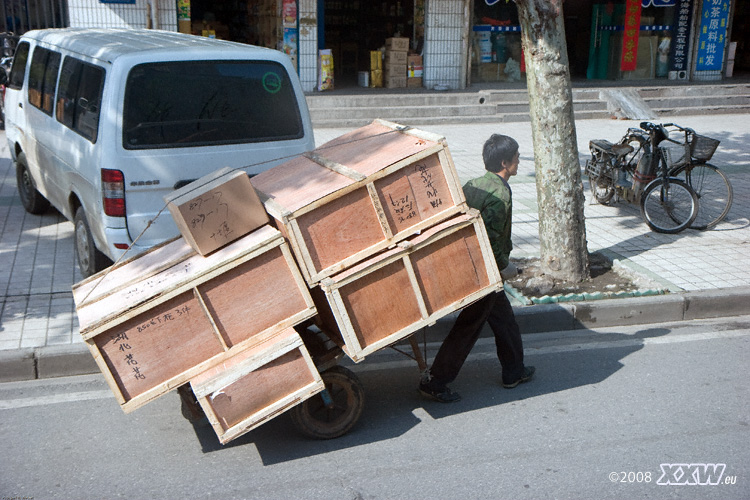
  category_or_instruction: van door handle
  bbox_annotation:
[18,103,23,108]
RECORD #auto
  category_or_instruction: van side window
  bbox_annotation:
[56,57,105,143]
[7,41,30,90]
[28,47,61,115]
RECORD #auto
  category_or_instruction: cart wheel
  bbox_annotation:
[290,365,364,439]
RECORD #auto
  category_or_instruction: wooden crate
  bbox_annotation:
[312,210,502,362]
[190,327,324,444]
[251,120,466,285]
[164,167,269,256]
[72,225,316,413]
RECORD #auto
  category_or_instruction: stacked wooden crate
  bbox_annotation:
[73,169,324,442]
[252,119,503,362]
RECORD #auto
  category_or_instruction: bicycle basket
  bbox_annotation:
[690,134,720,161]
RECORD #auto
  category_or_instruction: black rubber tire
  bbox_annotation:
[670,163,733,230]
[290,365,364,440]
[16,152,50,214]
[639,178,698,234]
[590,172,615,205]
[74,207,110,278]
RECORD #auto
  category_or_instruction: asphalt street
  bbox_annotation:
[1,315,748,500]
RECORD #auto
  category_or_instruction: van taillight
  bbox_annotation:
[102,169,126,217]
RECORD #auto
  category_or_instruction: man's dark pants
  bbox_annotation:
[429,290,525,386]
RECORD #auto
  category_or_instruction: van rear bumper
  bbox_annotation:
[102,227,151,263]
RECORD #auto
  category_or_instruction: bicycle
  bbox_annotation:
[585,121,699,234]
[660,124,733,230]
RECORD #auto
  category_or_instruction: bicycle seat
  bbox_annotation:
[590,139,633,157]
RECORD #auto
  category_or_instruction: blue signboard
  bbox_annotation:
[695,0,731,71]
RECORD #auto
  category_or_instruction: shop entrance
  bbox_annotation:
[322,0,415,87]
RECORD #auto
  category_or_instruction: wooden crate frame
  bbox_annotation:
[190,327,324,444]
[72,226,316,413]
[251,119,467,286]
[313,210,503,362]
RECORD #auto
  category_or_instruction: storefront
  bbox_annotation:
[471,0,740,85]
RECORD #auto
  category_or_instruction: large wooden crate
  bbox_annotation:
[312,210,502,362]
[190,327,324,444]
[72,225,316,413]
[250,119,466,285]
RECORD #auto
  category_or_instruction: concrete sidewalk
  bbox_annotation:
[2,114,749,382]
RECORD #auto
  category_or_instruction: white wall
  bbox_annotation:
[68,0,177,31]
[424,0,470,90]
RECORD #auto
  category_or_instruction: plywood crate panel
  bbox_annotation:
[72,226,316,413]
[191,327,324,444]
[313,210,502,362]
[251,119,466,285]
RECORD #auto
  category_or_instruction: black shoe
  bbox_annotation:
[418,381,461,403]
[502,366,535,389]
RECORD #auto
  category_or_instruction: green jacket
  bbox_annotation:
[463,171,513,270]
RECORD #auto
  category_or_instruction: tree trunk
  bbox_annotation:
[516,0,589,282]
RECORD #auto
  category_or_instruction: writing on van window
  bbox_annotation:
[262,72,282,94]
[186,191,234,242]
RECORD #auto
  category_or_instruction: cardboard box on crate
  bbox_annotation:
[72,225,316,413]
[164,167,269,256]
[312,210,502,362]
[190,327,324,444]
[250,119,467,286]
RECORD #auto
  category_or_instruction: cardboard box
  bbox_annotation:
[386,37,409,52]
[385,64,406,80]
[72,226,316,413]
[385,75,407,88]
[313,211,502,362]
[407,77,423,88]
[190,327,324,444]
[407,54,423,77]
[250,120,467,285]
[385,50,408,66]
[165,167,269,256]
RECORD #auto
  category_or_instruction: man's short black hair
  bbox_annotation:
[482,134,519,173]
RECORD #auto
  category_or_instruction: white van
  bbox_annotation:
[3,28,315,277]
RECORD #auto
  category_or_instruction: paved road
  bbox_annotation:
[2,315,748,500]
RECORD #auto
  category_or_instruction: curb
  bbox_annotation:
[2,286,749,383]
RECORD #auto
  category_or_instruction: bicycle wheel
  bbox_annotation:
[639,178,698,234]
[670,163,733,230]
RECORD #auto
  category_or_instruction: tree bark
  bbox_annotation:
[516,0,589,282]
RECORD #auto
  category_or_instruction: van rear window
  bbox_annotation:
[123,60,304,149]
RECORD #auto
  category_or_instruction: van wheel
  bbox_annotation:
[74,207,110,278]
[16,152,50,214]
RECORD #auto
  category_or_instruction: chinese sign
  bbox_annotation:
[695,0,731,71]
[669,0,693,73]
[642,0,676,6]
[621,0,643,71]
